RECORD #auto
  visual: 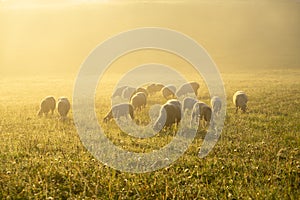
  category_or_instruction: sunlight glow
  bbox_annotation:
[1,0,299,76]
[0,0,111,10]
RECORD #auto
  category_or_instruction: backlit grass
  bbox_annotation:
[0,69,299,199]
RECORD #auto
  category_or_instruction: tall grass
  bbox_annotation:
[0,70,299,199]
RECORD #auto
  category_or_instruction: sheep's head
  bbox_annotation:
[241,104,247,113]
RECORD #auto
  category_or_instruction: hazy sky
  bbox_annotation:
[1,0,299,76]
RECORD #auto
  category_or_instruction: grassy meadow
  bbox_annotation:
[0,69,299,199]
[1,1,300,199]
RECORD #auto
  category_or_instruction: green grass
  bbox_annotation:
[0,69,299,199]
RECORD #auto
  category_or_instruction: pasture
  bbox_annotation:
[0,69,299,199]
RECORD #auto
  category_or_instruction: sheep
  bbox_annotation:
[130,92,147,110]
[112,86,128,98]
[153,99,182,132]
[200,105,212,125]
[176,81,200,97]
[161,85,176,100]
[191,101,212,128]
[146,83,156,95]
[233,91,248,113]
[146,83,164,95]
[146,83,155,94]
[103,103,134,122]
[210,96,222,115]
[122,86,136,100]
[129,87,149,100]
[136,87,148,97]
[168,99,183,121]
[37,96,56,116]
[155,83,165,91]
[191,101,206,123]
[57,97,71,119]
[182,97,198,111]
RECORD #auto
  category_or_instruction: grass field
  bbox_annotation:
[0,69,299,199]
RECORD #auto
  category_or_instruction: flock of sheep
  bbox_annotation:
[102,81,248,132]
[37,96,70,120]
[37,81,248,130]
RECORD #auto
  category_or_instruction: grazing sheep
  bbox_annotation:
[129,87,149,100]
[167,99,182,120]
[155,83,164,91]
[153,99,182,132]
[161,85,176,99]
[210,96,222,114]
[182,97,198,111]
[233,91,248,113]
[146,83,164,95]
[103,103,134,122]
[200,105,212,125]
[136,87,148,97]
[176,81,200,97]
[57,97,71,119]
[191,101,212,128]
[167,99,182,111]
[130,92,147,110]
[112,86,128,98]
[37,96,56,116]
[122,86,136,99]
[146,83,156,95]
[191,101,206,122]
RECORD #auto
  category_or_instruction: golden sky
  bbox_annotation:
[1,0,300,76]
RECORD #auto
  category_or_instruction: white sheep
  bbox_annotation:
[130,92,147,110]
[161,85,176,100]
[129,87,149,100]
[37,96,56,116]
[155,84,164,91]
[57,97,71,119]
[146,83,156,95]
[122,86,136,100]
[103,103,134,122]
[210,96,222,115]
[112,86,128,98]
[233,91,248,113]
[182,97,198,111]
[176,81,200,97]
[136,87,148,97]
[191,101,212,128]
[153,99,182,132]
[167,99,182,111]
[146,83,164,95]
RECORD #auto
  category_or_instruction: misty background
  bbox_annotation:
[0,0,299,77]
